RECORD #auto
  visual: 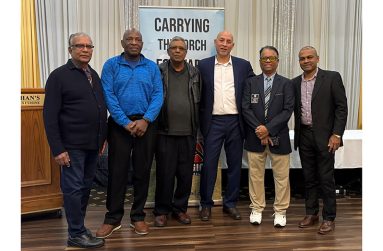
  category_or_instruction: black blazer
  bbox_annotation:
[198,56,254,137]
[293,68,348,151]
[242,73,295,154]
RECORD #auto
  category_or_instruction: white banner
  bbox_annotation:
[139,6,224,66]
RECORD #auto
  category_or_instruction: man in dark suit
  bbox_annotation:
[242,46,294,227]
[198,31,254,221]
[293,46,348,234]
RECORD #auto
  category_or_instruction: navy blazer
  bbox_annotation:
[198,56,254,137]
[242,73,295,154]
[293,68,348,151]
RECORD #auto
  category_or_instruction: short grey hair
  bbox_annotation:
[68,32,92,47]
[299,46,318,56]
[168,36,187,51]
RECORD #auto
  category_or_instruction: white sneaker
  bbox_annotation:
[249,210,262,225]
[273,213,286,227]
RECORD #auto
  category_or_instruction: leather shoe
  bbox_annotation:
[172,212,191,224]
[200,207,211,221]
[154,215,167,227]
[223,206,241,220]
[96,223,121,238]
[68,234,105,248]
[318,220,335,234]
[298,215,319,228]
[130,221,149,235]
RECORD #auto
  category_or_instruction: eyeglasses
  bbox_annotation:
[169,46,187,51]
[71,44,94,50]
[260,56,278,62]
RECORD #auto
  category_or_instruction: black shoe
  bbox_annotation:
[68,234,105,248]
[200,207,211,221]
[223,206,241,220]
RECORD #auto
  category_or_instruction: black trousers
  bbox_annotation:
[298,126,336,221]
[154,135,196,215]
[104,117,156,224]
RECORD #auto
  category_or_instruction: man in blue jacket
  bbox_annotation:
[43,32,107,249]
[198,31,254,221]
[96,28,163,237]
[242,46,294,228]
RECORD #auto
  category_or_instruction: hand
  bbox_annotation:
[134,119,149,137]
[328,134,341,153]
[260,136,274,146]
[125,121,137,137]
[99,141,107,155]
[255,125,269,140]
[54,151,70,167]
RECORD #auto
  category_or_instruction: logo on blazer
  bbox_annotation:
[251,93,259,103]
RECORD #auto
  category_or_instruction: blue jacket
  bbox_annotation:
[198,56,254,138]
[101,53,163,127]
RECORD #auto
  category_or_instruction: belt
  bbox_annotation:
[301,124,313,129]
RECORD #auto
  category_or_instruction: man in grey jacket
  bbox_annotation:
[153,36,202,227]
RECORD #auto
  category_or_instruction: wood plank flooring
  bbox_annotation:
[21,197,362,251]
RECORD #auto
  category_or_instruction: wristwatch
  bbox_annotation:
[333,133,341,139]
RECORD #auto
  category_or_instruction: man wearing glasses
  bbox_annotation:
[242,46,294,227]
[153,36,201,227]
[43,32,107,249]
[96,28,163,237]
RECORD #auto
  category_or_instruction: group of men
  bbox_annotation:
[43,28,348,249]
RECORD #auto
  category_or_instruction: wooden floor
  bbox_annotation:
[21,197,362,251]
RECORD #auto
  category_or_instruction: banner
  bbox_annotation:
[139,6,224,67]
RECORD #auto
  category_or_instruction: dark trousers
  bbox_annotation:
[61,149,98,238]
[200,115,243,208]
[104,117,156,224]
[299,126,336,221]
[154,135,196,215]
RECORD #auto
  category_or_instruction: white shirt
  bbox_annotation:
[212,57,238,115]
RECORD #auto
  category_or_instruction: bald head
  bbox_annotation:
[214,31,235,61]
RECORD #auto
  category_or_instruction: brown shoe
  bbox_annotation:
[154,215,167,227]
[200,207,211,221]
[223,206,241,220]
[172,212,191,224]
[130,221,149,235]
[95,223,121,239]
[318,220,335,234]
[298,215,319,228]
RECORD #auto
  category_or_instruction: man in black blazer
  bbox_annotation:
[242,46,294,227]
[293,46,348,234]
[198,31,254,221]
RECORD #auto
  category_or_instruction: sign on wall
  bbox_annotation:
[139,6,224,66]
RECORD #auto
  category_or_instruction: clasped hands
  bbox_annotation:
[125,119,149,137]
[255,125,274,146]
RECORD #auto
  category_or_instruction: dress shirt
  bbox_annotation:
[212,56,238,115]
[300,68,318,125]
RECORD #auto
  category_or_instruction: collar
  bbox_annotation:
[301,67,319,81]
[263,72,276,81]
[67,59,90,71]
[215,56,232,66]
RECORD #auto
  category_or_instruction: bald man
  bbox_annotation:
[198,31,255,221]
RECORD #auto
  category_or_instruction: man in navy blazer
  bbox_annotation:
[242,46,294,227]
[198,31,254,221]
[293,46,347,234]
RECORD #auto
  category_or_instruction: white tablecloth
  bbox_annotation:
[220,130,362,169]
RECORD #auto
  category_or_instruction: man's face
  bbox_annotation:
[167,40,187,63]
[121,30,143,58]
[214,32,234,57]
[298,49,319,73]
[259,48,279,75]
[68,36,93,65]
